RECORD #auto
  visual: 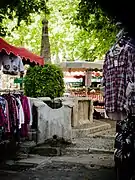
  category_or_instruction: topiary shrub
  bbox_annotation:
[24,63,65,99]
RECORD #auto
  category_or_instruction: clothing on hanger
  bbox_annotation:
[0,92,32,142]
[0,54,24,75]
[103,33,135,179]
[103,35,135,116]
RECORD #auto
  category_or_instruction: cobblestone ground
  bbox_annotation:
[72,119,116,151]
[0,119,116,180]
[0,162,116,180]
[72,137,114,150]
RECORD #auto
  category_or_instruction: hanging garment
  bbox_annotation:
[114,118,134,162]
[114,90,135,180]
[114,117,135,180]
[0,106,6,127]
[103,39,135,114]
[27,97,32,126]
[3,95,18,132]
[0,96,9,140]
[103,35,135,179]
[107,112,127,121]
[0,94,32,141]
[0,96,6,115]
[0,54,24,75]
[20,96,30,124]
[5,99,10,132]
[0,96,9,130]
[20,96,30,137]
[16,98,24,129]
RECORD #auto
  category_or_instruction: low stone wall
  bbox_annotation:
[54,96,94,127]
[29,97,93,144]
[30,98,73,144]
[71,97,93,127]
[39,96,94,128]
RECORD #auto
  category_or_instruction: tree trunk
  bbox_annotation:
[40,18,51,63]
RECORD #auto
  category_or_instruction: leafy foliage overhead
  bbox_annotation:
[78,0,135,36]
[2,0,119,61]
[76,0,118,34]
[0,0,48,36]
[24,64,65,98]
[75,0,118,58]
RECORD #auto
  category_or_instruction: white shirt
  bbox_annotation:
[27,97,33,126]
[16,98,25,129]
[0,54,24,75]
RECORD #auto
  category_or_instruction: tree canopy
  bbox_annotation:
[78,0,135,37]
[0,0,119,60]
[0,0,48,36]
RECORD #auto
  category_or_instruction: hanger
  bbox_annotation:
[109,29,128,57]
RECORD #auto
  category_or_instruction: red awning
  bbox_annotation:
[0,38,44,66]
[18,47,44,66]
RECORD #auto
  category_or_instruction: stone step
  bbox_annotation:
[0,153,114,172]
[30,134,114,157]
[0,160,36,172]
[0,155,51,172]
[30,145,114,157]
[50,154,114,168]
[30,146,61,156]
[19,141,36,154]
[72,123,111,138]
[61,147,114,156]
[87,128,116,139]
[72,137,114,152]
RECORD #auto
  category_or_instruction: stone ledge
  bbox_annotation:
[88,148,114,154]
[92,135,115,139]
[62,147,114,156]
[72,123,111,138]
[30,145,114,157]
[30,146,61,156]
[50,153,114,168]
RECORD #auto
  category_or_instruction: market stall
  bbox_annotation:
[0,38,44,160]
[0,38,44,66]
[60,60,104,101]
[60,60,105,119]
[0,38,44,89]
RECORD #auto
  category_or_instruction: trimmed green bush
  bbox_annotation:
[24,63,65,98]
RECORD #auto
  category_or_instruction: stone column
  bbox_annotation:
[40,18,51,63]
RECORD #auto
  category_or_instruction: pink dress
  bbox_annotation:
[20,96,30,137]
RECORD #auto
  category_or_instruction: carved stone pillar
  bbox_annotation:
[40,19,51,63]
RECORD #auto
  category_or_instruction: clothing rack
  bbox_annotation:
[0,89,24,94]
